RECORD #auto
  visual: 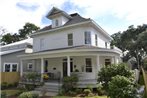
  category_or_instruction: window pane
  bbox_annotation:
[85,31,91,44]
[85,58,92,72]
[95,34,98,46]
[12,64,17,72]
[68,34,73,46]
[28,63,33,70]
[5,64,10,72]
[55,19,58,26]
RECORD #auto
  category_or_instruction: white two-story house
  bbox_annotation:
[19,7,122,86]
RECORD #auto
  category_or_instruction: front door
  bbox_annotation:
[63,62,67,77]
[62,58,73,77]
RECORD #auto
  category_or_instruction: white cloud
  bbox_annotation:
[0,0,147,34]
[0,0,68,34]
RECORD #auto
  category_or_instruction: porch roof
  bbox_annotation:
[18,45,122,59]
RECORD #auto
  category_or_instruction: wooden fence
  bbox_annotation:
[0,72,20,84]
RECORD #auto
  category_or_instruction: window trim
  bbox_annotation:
[67,33,73,46]
[27,63,33,71]
[3,63,18,72]
[84,31,91,44]
[55,19,59,26]
[85,58,92,72]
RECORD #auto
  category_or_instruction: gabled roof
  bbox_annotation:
[46,7,72,19]
[37,13,90,32]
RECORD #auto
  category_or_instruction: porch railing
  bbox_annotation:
[43,70,61,82]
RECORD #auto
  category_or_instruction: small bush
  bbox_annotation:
[25,84,35,91]
[96,84,105,95]
[1,82,8,90]
[1,92,7,98]
[83,89,91,96]
[62,75,78,92]
[18,92,39,98]
[108,75,138,98]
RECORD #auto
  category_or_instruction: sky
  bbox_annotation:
[0,0,147,35]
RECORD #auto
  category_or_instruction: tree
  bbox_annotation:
[108,75,138,98]
[18,22,40,40]
[111,24,147,67]
[98,63,134,91]
[1,22,40,45]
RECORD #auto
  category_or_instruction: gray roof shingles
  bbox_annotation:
[36,13,90,33]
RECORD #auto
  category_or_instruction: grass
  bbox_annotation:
[53,96,107,98]
[1,89,21,96]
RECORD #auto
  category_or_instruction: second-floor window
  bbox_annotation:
[95,34,98,46]
[105,42,107,48]
[68,33,73,46]
[85,31,91,44]
[55,19,59,26]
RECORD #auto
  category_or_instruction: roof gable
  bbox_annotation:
[46,7,72,19]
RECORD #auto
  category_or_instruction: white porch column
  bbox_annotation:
[67,56,71,76]
[96,55,100,71]
[41,58,44,82]
[20,60,23,77]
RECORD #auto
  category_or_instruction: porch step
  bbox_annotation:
[35,82,62,95]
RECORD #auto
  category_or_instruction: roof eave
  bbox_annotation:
[30,20,91,37]
[91,20,113,40]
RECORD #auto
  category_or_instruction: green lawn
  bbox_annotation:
[1,89,21,96]
[53,96,107,98]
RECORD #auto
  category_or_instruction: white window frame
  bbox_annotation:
[3,63,18,72]
[55,19,59,26]
[85,58,92,72]
[85,31,91,44]
[68,33,73,46]
[27,63,33,71]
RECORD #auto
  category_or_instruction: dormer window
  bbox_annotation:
[55,19,59,26]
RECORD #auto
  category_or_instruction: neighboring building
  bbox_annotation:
[18,7,122,87]
[0,38,33,72]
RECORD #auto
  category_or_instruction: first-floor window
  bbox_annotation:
[4,64,11,72]
[4,63,18,72]
[105,59,111,66]
[28,63,33,71]
[85,58,92,72]
[12,64,18,72]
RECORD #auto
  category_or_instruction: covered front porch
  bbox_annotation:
[20,52,120,84]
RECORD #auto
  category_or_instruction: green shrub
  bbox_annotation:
[108,75,138,98]
[62,74,78,92]
[83,89,91,96]
[25,84,35,91]
[18,92,39,98]
[1,82,8,90]
[96,84,105,95]
[98,63,134,90]
[1,92,7,98]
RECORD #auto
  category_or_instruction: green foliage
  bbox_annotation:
[1,82,8,90]
[143,59,147,70]
[96,84,105,96]
[1,22,39,45]
[18,92,39,98]
[61,75,78,95]
[26,72,40,82]
[83,89,92,96]
[1,92,7,98]
[18,22,40,40]
[111,24,147,64]
[108,75,138,98]
[98,63,134,90]
[25,84,35,91]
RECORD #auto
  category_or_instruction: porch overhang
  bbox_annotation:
[18,46,122,59]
